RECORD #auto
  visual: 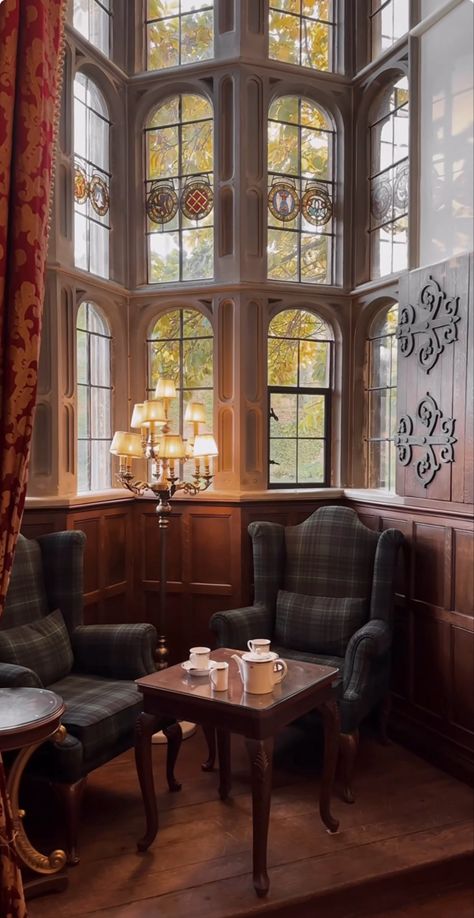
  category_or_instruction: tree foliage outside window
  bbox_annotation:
[366,303,398,490]
[269,0,334,72]
[267,96,335,284]
[147,308,214,476]
[146,0,214,71]
[369,77,409,278]
[268,308,333,486]
[370,0,409,60]
[145,95,214,283]
[77,302,112,492]
[73,0,111,57]
[74,73,110,279]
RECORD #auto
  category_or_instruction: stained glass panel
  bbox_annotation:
[74,74,110,279]
[268,96,335,284]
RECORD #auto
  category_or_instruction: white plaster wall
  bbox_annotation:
[419,0,474,266]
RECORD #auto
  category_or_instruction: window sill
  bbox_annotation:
[25,489,134,509]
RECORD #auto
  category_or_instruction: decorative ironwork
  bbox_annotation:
[89,174,110,216]
[181,179,214,221]
[396,275,461,372]
[146,181,179,225]
[74,165,89,204]
[395,392,456,487]
[268,180,299,223]
[301,182,332,226]
[370,175,392,224]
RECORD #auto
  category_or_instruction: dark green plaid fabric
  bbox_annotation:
[272,644,344,676]
[248,521,285,612]
[370,529,405,622]
[275,590,368,656]
[284,507,379,600]
[211,604,273,650]
[48,673,142,764]
[72,623,157,679]
[0,662,43,688]
[2,535,49,629]
[0,609,73,687]
[343,618,391,701]
[38,530,86,633]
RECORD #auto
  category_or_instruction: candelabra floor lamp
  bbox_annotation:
[110,379,218,742]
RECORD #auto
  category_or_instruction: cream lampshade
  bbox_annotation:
[184,401,206,424]
[110,431,143,458]
[154,378,176,400]
[141,399,166,425]
[130,402,147,429]
[160,434,187,459]
[193,434,218,458]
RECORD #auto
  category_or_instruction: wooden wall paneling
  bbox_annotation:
[451,627,474,733]
[21,509,69,539]
[413,615,451,720]
[412,523,449,609]
[453,528,474,617]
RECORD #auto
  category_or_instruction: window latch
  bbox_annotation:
[269,459,280,466]
[269,407,279,422]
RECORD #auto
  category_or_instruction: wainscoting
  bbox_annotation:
[21,490,473,784]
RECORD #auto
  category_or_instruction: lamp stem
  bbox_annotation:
[156,504,171,670]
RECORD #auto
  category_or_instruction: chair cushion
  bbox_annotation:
[275,590,368,656]
[0,609,73,687]
[48,673,142,764]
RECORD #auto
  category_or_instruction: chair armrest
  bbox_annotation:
[0,663,43,688]
[210,604,273,650]
[343,619,391,701]
[71,624,157,679]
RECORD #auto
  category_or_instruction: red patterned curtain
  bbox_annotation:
[0,1,67,914]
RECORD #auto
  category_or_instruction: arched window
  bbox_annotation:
[369,76,409,278]
[145,94,214,283]
[77,302,112,492]
[269,1,335,72]
[74,74,111,279]
[268,308,333,487]
[73,0,111,57]
[146,1,214,71]
[267,96,335,284]
[370,0,409,60]
[365,303,398,490]
[147,308,214,473]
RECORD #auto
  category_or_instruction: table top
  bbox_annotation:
[136,648,338,717]
[0,688,64,736]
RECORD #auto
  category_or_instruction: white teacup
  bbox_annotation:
[189,646,211,670]
[209,661,229,691]
[247,638,271,655]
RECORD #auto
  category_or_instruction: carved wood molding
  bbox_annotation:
[396,275,460,372]
[395,393,457,487]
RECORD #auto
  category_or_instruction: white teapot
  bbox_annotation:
[232,651,288,695]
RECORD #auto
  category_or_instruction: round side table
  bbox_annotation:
[0,688,68,897]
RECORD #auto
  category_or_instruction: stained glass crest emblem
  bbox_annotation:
[89,174,110,216]
[181,179,214,221]
[301,182,332,226]
[74,164,89,204]
[146,181,179,225]
[268,180,299,222]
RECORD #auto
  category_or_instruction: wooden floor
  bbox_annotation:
[27,726,474,918]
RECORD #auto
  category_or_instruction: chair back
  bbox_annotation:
[2,534,50,630]
[284,507,378,601]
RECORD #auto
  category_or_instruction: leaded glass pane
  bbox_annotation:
[73,0,111,57]
[366,304,399,491]
[299,341,330,386]
[268,96,335,284]
[269,0,335,71]
[268,338,299,387]
[298,439,325,483]
[146,94,214,283]
[269,439,297,484]
[74,74,110,279]
[298,394,325,437]
[270,393,298,437]
[146,0,214,70]
[370,0,409,60]
[77,303,112,493]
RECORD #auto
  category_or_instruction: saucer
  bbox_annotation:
[181,660,217,677]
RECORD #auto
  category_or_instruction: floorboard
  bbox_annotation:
[26,727,474,918]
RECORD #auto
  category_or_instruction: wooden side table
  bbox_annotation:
[0,688,68,897]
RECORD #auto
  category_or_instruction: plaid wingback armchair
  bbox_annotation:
[0,530,158,863]
[210,506,404,802]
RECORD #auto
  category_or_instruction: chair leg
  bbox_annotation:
[376,694,391,745]
[53,777,87,865]
[201,725,216,772]
[339,730,359,804]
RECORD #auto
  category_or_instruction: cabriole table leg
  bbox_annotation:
[245,736,274,897]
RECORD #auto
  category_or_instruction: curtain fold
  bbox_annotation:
[0,1,67,914]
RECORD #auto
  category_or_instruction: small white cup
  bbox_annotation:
[247,638,271,655]
[209,661,229,691]
[189,646,211,670]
